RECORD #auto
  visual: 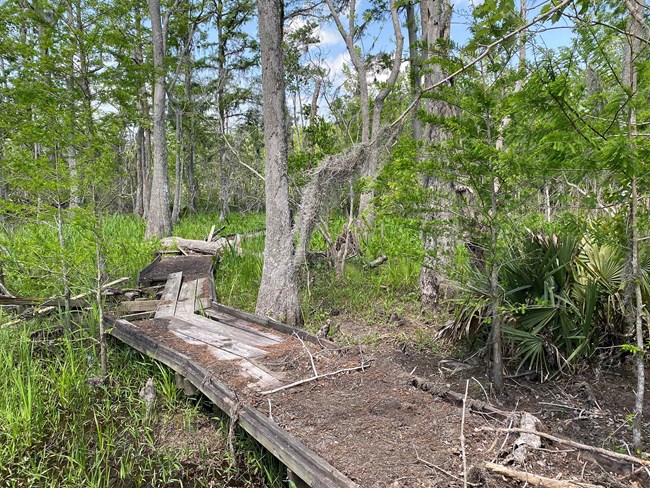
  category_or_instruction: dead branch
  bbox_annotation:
[484,462,603,488]
[416,449,480,487]
[161,235,241,256]
[1,277,129,328]
[478,427,650,467]
[461,380,469,488]
[261,362,371,396]
[368,255,388,268]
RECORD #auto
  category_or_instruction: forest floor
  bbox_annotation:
[135,299,650,487]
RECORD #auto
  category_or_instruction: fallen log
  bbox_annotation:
[1,277,129,328]
[478,426,650,468]
[368,255,388,268]
[161,235,242,256]
[485,462,603,488]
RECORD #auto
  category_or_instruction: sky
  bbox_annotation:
[288,0,576,90]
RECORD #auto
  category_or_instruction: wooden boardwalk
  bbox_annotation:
[107,256,356,488]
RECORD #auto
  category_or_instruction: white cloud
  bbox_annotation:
[320,52,351,81]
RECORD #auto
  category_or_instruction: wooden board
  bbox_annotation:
[138,255,214,286]
[203,308,285,343]
[120,300,160,313]
[210,302,338,348]
[176,278,211,316]
[106,315,356,488]
[175,312,282,348]
[168,317,268,359]
[155,272,183,318]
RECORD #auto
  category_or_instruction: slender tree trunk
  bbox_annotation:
[309,77,321,127]
[406,2,422,143]
[216,1,231,221]
[184,61,198,212]
[146,0,172,238]
[419,0,455,308]
[134,6,145,216]
[171,100,183,223]
[357,0,403,220]
[624,0,646,451]
[256,0,301,326]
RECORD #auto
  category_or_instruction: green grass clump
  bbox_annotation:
[0,213,157,299]
[0,317,283,487]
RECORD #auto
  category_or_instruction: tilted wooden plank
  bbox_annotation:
[155,272,183,318]
[176,279,199,316]
[204,309,285,343]
[176,311,281,347]
[168,317,267,358]
[210,302,338,348]
[120,300,160,313]
[105,315,356,488]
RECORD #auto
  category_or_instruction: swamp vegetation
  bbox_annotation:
[2,0,650,485]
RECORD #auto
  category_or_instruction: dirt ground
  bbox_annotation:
[132,309,650,487]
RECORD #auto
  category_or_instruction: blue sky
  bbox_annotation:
[287,0,575,89]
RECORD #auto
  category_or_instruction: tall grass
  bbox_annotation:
[0,318,282,487]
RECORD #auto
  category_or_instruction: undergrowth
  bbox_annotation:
[0,315,283,487]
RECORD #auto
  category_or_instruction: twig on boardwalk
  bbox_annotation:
[461,379,469,488]
[260,362,371,396]
[294,332,318,376]
[477,426,650,467]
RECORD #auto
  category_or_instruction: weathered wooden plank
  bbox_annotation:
[176,311,280,347]
[176,278,211,316]
[155,272,183,318]
[106,315,356,488]
[168,317,267,358]
[210,302,338,348]
[120,300,160,313]
[136,254,162,286]
[203,309,285,343]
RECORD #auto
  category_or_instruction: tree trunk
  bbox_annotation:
[185,61,198,212]
[406,2,422,144]
[171,100,183,223]
[133,6,145,216]
[624,0,646,451]
[216,0,231,221]
[146,0,172,238]
[419,0,455,309]
[256,0,301,326]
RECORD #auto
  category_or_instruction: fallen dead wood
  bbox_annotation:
[506,412,542,465]
[1,277,129,328]
[478,426,650,468]
[410,376,510,419]
[161,235,242,256]
[261,362,371,396]
[484,462,603,488]
[368,255,388,268]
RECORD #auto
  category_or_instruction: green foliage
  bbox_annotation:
[0,319,278,487]
[448,226,650,376]
[0,214,156,298]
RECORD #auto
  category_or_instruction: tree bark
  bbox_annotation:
[146,0,172,238]
[171,99,183,223]
[134,5,145,216]
[419,0,455,309]
[624,0,646,451]
[256,0,301,326]
[185,60,198,212]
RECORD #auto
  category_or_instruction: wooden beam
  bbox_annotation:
[106,316,356,488]
[120,300,160,313]
[155,272,183,318]
[210,302,339,348]
[176,312,282,347]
